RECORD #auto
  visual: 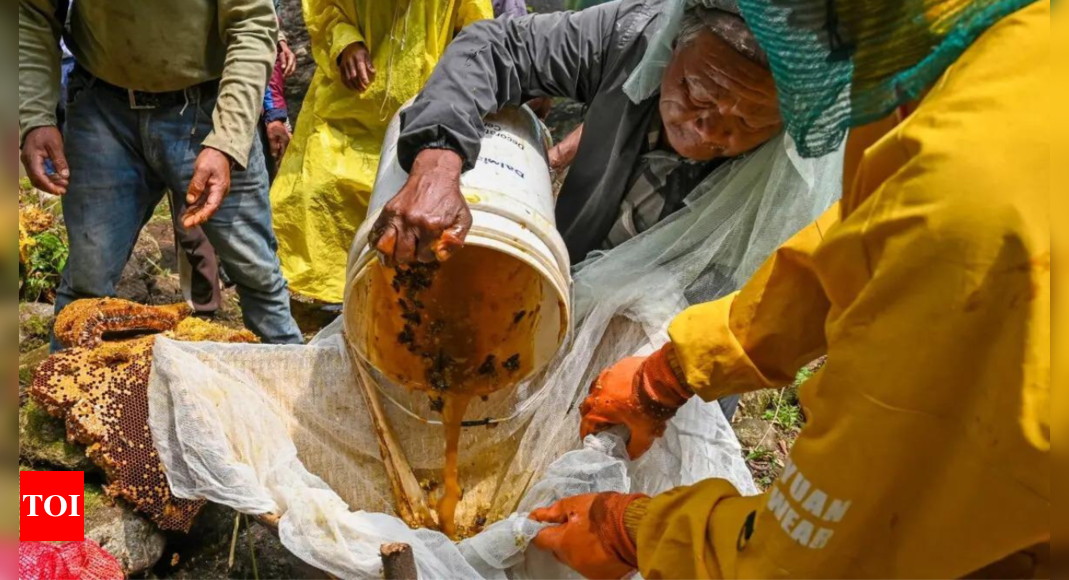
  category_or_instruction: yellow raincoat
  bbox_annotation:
[271,0,492,303]
[636,2,1050,578]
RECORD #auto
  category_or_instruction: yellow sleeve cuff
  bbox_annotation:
[202,131,250,170]
[637,481,763,580]
[668,293,776,402]
[624,497,652,545]
[329,23,365,64]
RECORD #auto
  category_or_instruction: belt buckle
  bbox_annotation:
[128,89,158,110]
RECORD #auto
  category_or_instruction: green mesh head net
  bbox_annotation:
[736,0,1038,157]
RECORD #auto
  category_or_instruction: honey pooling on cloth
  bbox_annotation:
[366,247,544,537]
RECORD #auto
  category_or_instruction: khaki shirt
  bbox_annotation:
[19,0,278,167]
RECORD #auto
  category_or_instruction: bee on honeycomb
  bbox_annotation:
[31,298,257,532]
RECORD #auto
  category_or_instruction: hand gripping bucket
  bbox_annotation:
[344,104,572,427]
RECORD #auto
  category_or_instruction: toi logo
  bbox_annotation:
[20,471,85,542]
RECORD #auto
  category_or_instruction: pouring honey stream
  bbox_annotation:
[365,246,543,538]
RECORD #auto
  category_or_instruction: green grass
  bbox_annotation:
[83,481,109,514]
[20,311,52,354]
[21,313,51,338]
[151,193,175,223]
[746,447,775,462]
[763,405,804,431]
[21,231,69,303]
[794,365,819,388]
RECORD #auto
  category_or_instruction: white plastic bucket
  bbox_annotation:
[344,104,572,424]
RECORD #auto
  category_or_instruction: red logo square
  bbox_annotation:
[19,471,85,542]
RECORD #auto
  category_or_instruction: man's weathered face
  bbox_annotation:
[659,30,782,160]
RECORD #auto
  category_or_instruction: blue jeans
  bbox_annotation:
[54,68,303,347]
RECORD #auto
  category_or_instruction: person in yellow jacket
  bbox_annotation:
[530,0,1051,578]
[270,0,492,303]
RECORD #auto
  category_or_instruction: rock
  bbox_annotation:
[740,389,778,417]
[18,399,96,472]
[289,295,341,337]
[149,273,185,307]
[19,344,51,399]
[20,302,54,328]
[142,221,179,273]
[116,231,164,305]
[19,302,54,351]
[733,417,773,451]
[85,482,167,576]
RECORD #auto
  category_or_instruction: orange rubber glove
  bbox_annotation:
[580,345,693,459]
[530,492,647,580]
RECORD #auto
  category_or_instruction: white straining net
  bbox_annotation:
[147,133,842,579]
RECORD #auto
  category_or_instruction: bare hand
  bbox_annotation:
[525,96,553,120]
[266,120,292,162]
[369,149,471,266]
[548,123,584,173]
[21,126,70,195]
[338,42,376,92]
[182,148,232,228]
[278,40,297,79]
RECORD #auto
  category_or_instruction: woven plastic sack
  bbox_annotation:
[148,133,842,579]
[18,541,124,580]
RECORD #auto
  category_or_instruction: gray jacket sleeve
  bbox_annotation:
[397,2,623,172]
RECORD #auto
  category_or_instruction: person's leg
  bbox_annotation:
[165,190,222,317]
[258,121,279,183]
[54,70,165,350]
[148,89,303,344]
[718,395,741,422]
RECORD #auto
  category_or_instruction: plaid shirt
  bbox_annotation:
[602,115,723,249]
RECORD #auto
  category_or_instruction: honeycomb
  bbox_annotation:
[31,298,258,532]
[52,298,193,350]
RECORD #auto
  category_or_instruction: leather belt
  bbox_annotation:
[92,75,221,110]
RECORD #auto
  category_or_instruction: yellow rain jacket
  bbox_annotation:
[271,0,492,303]
[636,2,1050,578]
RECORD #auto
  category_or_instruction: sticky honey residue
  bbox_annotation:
[366,246,544,538]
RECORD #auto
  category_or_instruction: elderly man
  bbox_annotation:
[370,0,778,420]
[370,0,780,265]
[19,0,303,346]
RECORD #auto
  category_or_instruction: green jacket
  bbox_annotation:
[19,0,278,167]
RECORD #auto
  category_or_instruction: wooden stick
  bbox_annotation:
[350,348,437,529]
[254,512,281,529]
[381,543,418,580]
